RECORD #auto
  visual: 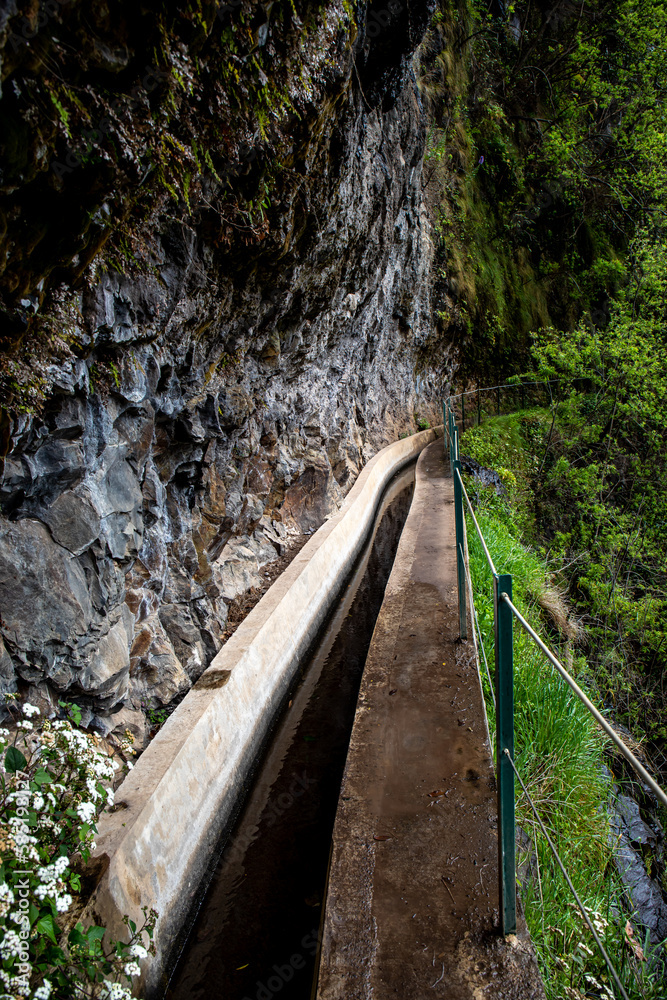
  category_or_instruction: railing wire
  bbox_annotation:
[446,384,667,994]
[448,378,566,401]
[459,545,496,709]
[500,593,667,811]
[455,468,498,576]
[504,749,630,1000]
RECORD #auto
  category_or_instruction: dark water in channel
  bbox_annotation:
[164,465,415,1000]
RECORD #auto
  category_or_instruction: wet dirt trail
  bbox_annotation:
[316,441,545,1000]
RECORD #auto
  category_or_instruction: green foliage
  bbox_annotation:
[0,696,154,1000]
[463,473,665,999]
[525,234,667,748]
[146,707,169,732]
[418,0,667,383]
[462,373,667,752]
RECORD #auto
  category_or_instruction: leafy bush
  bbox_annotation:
[463,483,665,999]
[0,696,155,1000]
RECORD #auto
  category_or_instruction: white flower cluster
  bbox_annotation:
[0,929,23,959]
[2,701,150,999]
[0,883,14,920]
[100,981,133,1000]
[33,856,71,913]
[49,720,117,779]
[76,801,97,824]
[0,965,35,998]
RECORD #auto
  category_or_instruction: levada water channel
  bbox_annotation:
[163,463,416,1000]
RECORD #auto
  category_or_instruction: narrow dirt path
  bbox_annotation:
[316,440,545,1000]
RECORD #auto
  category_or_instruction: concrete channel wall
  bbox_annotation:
[85,427,440,997]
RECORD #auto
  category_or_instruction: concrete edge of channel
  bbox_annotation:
[83,426,442,997]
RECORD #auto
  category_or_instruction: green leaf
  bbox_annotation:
[5,745,27,773]
[68,926,87,947]
[32,768,52,786]
[36,914,59,945]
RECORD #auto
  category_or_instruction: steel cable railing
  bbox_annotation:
[504,749,631,1000]
[501,592,667,811]
[442,387,667,996]
[459,547,496,710]
[456,469,497,576]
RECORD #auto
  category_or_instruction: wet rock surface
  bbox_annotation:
[0,0,446,738]
[460,455,506,496]
[609,793,667,949]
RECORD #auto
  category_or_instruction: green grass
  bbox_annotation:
[462,421,667,999]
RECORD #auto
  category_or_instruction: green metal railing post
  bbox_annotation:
[453,441,467,641]
[494,573,516,935]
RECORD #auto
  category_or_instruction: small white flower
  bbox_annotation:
[123,961,141,978]
[16,719,33,730]
[33,980,53,1000]
[76,800,97,824]
[0,881,14,919]
[55,893,72,913]
[21,702,40,717]
[129,943,148,960]
[0,929,23,958]
[100,982,132,1000]
[0,882,14,904]
[54,855,69,876]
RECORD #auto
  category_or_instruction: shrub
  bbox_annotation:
[0,696,155,1000]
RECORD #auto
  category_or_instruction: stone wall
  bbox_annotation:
[0,0,449,738]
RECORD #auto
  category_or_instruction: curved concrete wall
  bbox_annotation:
[86,427,440,996]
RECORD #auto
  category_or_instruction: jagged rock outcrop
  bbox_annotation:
[0,0,447,735]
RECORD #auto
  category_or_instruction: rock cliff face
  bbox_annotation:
[0,0,444,737]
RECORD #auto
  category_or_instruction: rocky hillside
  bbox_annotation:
[0,0,444,739]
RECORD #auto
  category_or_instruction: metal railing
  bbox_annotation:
[443,387,667,999]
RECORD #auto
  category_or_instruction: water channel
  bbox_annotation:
[164,463,416,1000]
